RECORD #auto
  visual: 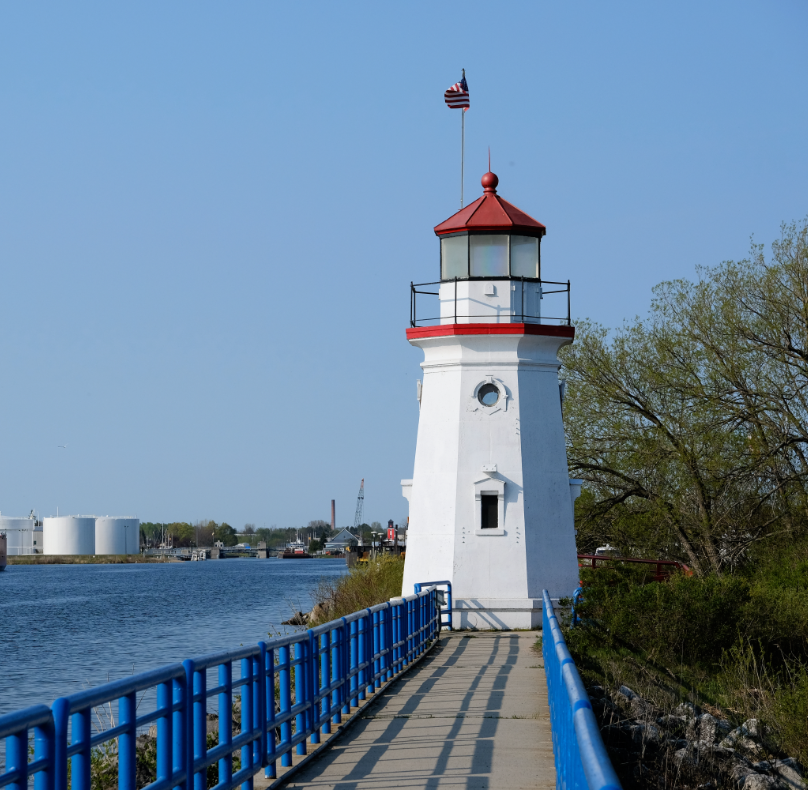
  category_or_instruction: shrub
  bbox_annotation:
[577,565,750,667]
[309,555,405,625]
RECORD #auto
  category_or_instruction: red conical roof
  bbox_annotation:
[434,172,546,238]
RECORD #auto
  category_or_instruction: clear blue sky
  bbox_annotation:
[0,1,805,530]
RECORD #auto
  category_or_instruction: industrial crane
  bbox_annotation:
[352,479,365,539]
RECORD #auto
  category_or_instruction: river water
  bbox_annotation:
[0,558,348,717]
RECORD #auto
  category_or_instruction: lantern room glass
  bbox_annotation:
[440,232,541,280]
[510,236,539,278]
[441,235,468,279]
[470,235,509,277]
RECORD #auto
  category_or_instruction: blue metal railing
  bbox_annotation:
[413,580,452,630]
[0,586,442,790]
[542,590,621,790]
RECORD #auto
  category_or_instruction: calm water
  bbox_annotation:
[0,559,347,716]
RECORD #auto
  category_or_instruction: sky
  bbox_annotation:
[0,1,806,530]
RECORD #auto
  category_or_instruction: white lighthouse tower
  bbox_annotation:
[401,171,581,629]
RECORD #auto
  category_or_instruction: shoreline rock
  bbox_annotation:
[590,684,805,789]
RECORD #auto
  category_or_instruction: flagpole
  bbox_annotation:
[461,109,465,209]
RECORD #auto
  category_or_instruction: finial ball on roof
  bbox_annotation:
[481,171,499,193]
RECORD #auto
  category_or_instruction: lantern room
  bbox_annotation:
[410,171,568,328]
[435,171,546,281]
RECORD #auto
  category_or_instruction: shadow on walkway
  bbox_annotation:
[283,632,554,790]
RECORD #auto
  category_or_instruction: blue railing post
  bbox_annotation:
[6,723,27,790]
[416,596,423,656]
[172,674,185,790]
[401,598,410,669]
[278,645,292,768]
[385,605,393,680]
[340,619,350,715]
[318,632,330,735]
[294,642,306,756]
[389,604,396,677]
[240,656,254,790]
[378,608,387,684]
[306,635,316,742]
[401,600,406,669]
[52,698,69,790]
[70,708,92,790]
[392,602,399,674]
[358,613,368,701]
[182,661,195,790]
[349,619,359,707]
[330,627,341,725]
[391,602,397,672]
[261,646,276,779]
[191,663,207,790]
[157,682,172,789]
[411,596,417,660]
[306,632,319,745]
[372,610,381,691]
[34,712,55,790]
[218,662,233,787]
[252,647,264,780]
[119,691,137,790]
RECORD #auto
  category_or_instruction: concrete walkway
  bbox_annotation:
[283,632,555,790]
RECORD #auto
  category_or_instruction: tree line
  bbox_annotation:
[139,519,343,549]
[561,219,808,575]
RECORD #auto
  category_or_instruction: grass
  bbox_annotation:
[309,554,405,625]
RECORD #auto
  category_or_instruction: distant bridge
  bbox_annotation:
[143,546,265,560]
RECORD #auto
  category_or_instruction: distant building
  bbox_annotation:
[324,528,358,552]
[0,516,43,555]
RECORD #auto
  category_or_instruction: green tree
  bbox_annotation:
[140,522,161,546]
[213,523,238,547]
[166,522,195,547]
[561,219,808,574]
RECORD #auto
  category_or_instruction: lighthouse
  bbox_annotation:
[401,171,581,629]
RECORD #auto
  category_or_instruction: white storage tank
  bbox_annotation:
[0,517,38,555]
[43,516,96,555]
[95,517,140,555]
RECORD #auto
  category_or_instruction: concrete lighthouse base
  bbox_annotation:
[452,598,546,630]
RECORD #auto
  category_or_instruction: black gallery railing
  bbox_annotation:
[410,278,571,328]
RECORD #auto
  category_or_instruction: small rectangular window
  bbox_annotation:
[510,236,539,278]
[481,494,498,529]
[441,235,468,279]
[470,235,509,277]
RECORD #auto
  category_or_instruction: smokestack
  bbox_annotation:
[331,500,335,531]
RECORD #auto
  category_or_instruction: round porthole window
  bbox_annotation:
[478,383,500,407]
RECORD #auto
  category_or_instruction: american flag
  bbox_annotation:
[444,73,469,110]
